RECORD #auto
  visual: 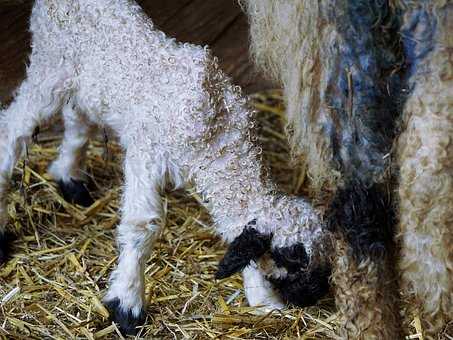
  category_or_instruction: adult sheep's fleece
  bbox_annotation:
[241,0,452,338]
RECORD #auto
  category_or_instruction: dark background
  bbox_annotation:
[0,0,275,104]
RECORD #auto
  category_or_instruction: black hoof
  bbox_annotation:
[0,231,16,266]
[105,298,146,336]
[57,179,94,207]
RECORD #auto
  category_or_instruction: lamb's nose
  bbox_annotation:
[270,243,309,273]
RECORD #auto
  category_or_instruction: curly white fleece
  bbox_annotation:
[0,0,324,317]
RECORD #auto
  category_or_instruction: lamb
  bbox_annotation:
[0,0,330,335]
[241,0,452,338]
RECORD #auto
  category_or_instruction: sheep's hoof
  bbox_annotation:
[0,231,16,266]
[57,179,94,207]
[104,298,145,336]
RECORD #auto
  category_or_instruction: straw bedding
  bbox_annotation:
[0,91,431,339]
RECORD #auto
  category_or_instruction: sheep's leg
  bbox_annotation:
[48,100,94,207]
[329,184,400,340]
[0,63,68,264]
[104,148,164,335]
[398,86,452,337]
[331,232,400,340]
[397,3,452,335]
[242,263,284,313]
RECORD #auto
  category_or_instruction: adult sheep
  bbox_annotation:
[240,0,452,338]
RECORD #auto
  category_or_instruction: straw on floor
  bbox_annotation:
[0,91,426,339]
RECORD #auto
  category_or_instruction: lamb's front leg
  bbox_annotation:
[242,263,284,313]
[104,148,164,335]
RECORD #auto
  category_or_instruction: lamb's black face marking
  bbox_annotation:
[217,226,330,307]
[268,249,331,307]
[271,243,309,272]
[57,178,94,207]
[267,267,331,307]
[266,244,331,307]
[104,298,145,336]
[0,231,16,266]
[216,225,271,280]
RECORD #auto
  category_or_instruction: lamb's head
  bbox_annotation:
[216,201,331,307]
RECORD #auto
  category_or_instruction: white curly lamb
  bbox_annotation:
[0,0,329,334]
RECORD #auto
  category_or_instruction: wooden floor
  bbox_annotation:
[0,0,274,103]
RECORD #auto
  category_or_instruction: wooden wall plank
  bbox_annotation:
[0,0,273,103]
[0,1,32,103]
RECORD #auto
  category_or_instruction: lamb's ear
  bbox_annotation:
[216,227,271,279]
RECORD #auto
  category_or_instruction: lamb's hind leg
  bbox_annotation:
[48,100,95,207]
[104,147,165,335]
[0,64,68,264]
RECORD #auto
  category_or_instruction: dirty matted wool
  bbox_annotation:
[397,1,453,337]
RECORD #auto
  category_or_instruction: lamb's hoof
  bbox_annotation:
[242,264,285,314]
[0,231,16,266]
[105,298,146,336]
[249,301,285,315]
[57,179,94,207]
